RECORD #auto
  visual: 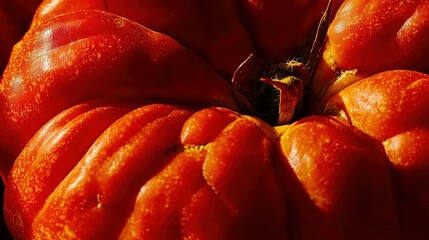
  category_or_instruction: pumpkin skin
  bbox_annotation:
[274,70,429,240]
[1,0,429,239]
[325,70,429,239]
[310,0,429,107]
[0,9,238,176]
[5,70,428,240]
[4,100,287,239]
[0,0,340,186]
[0,2,338,238]
[0,1,42,237]
[0,0,343,178]
[328,0,429,74]
[276,115,400,240]
[29,0,343,77]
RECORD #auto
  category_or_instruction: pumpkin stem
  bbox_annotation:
[232,56,309,125]
[231,0,332,125]
[303,0,333,80]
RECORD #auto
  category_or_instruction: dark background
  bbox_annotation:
[1,181,12,239]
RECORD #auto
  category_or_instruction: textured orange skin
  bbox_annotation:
[0,1,43,237]
[0,10,238,177]
[4,101,287,239]
[325,70,429,239]
[0,1,338,238]
[276,115,400,240]
[0,0,341,179]
[326,70,429,141]
[29,0,341,77]
[310,0,429,107]
[275,70,429,240]
[328,0,429,74]
[1,1,429,239]
[6,69,429,239]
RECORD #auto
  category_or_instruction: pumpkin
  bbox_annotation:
[0,9,238,176]
[310,0,429,108]
[26,0,342,78]
[278,70,429,239]
[1,0,428,239]
[4,100,288,239]
[0,0,42,236]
